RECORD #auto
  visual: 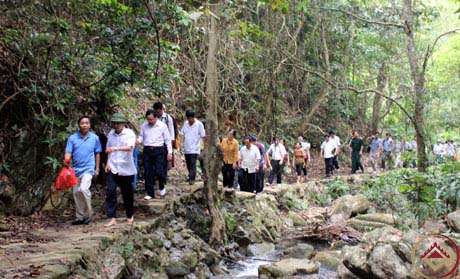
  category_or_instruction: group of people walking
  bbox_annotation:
[64,103,206,227]
[64,104,454,226]
[220,134,313,193]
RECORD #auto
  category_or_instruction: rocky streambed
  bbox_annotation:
[5,175,460,278]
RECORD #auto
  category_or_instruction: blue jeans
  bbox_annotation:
[143,148,166,197]
[106,172,134,218]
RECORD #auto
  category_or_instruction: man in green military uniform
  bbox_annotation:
[349,131,364,174]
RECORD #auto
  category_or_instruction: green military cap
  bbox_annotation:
[110,113,127,123]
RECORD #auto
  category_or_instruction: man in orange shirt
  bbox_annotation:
[221,129,239,188]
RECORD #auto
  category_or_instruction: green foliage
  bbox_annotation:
[325,178,351,199]
[363,162,460,229]
[286,198,309,210]
[113,241,135,258]
[224,213,237,237]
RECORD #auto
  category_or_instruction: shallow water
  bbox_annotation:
[214,241,339,279]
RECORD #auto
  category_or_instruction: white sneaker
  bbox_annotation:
[277,184,282,187]
[160,189,166,196]
[144,195,152,200]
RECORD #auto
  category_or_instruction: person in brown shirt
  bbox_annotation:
[221,129,239,188]
[293,142,307,184]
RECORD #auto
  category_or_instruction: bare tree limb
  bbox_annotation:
[288,64,416,126]
[315,7,405,28]
[143,0,161,81]
[422,27,460,75]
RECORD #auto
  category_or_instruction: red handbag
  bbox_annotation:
[55,165,78,190]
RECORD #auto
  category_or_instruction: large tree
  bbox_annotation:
[203,1,226,248]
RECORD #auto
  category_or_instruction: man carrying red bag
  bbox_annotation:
[64,116,102,225]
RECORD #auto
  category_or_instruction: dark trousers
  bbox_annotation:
[302,159,308,176]
[268,160,282,184]
[106,172,134,218]
[163,145,168,184]
[144,148,166,197]
[222,163,235,188]
[238,169,256,193]
[351,151,364,173]
[185,153,198,182]
[333,155,339,170]
[325,157,334,175]
[255,166,265,193]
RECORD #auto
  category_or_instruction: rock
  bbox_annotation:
[361,226,403,246]
[165,261,190,277]
[337,262,360,279]
[233,225,252,247]
[288,211,307,227]
[181,252,198,270]
[447,210,460,232]
[103,251,125,279]
[347,213,398,232]
[283,243,314,259]
[341,245,371,278]
[330,214,347,225]
[313,251,341,270]
[258,258,318,278]
[330,194,370,219]
[248,242,275,257]
[287,211,307,227]
[422,219,447,233]
[0,223,9,231]
[235,191,256,200]
[368,244,409,279]
[139,200,168,215]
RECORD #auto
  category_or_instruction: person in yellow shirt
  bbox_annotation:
[221,129,239,188]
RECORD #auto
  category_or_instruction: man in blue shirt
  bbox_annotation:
[64,116,102,225]
[368,132,382,173]
[381,133,393,170]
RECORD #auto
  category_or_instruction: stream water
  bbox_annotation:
[213,239,339,279]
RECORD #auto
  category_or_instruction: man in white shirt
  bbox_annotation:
[267,137,287,186]
[329,130,341,173]
[238,136,261,193]
[180,110,206,185]
[153,102,175,187]
[137,110,172,200]
[321,134,337,177]
[104,113,137,227]
[433,140,445,164]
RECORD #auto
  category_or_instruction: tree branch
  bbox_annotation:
[315,7,405,28]
[143,0,161,81]
[288,64,416,126]
[422,27,460,75]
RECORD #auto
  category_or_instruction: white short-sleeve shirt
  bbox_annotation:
[239,144,261,173]
[180,119,206,154]
[107,127,137,176]
[321,140,337,159]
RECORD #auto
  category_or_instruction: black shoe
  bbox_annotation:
[83,218,92,225]
[189,180,195,185]
[71,219,85,225]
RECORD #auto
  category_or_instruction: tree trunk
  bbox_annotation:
[403,0,427,172]
[370,63,387,133]
[203,3,226,248]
